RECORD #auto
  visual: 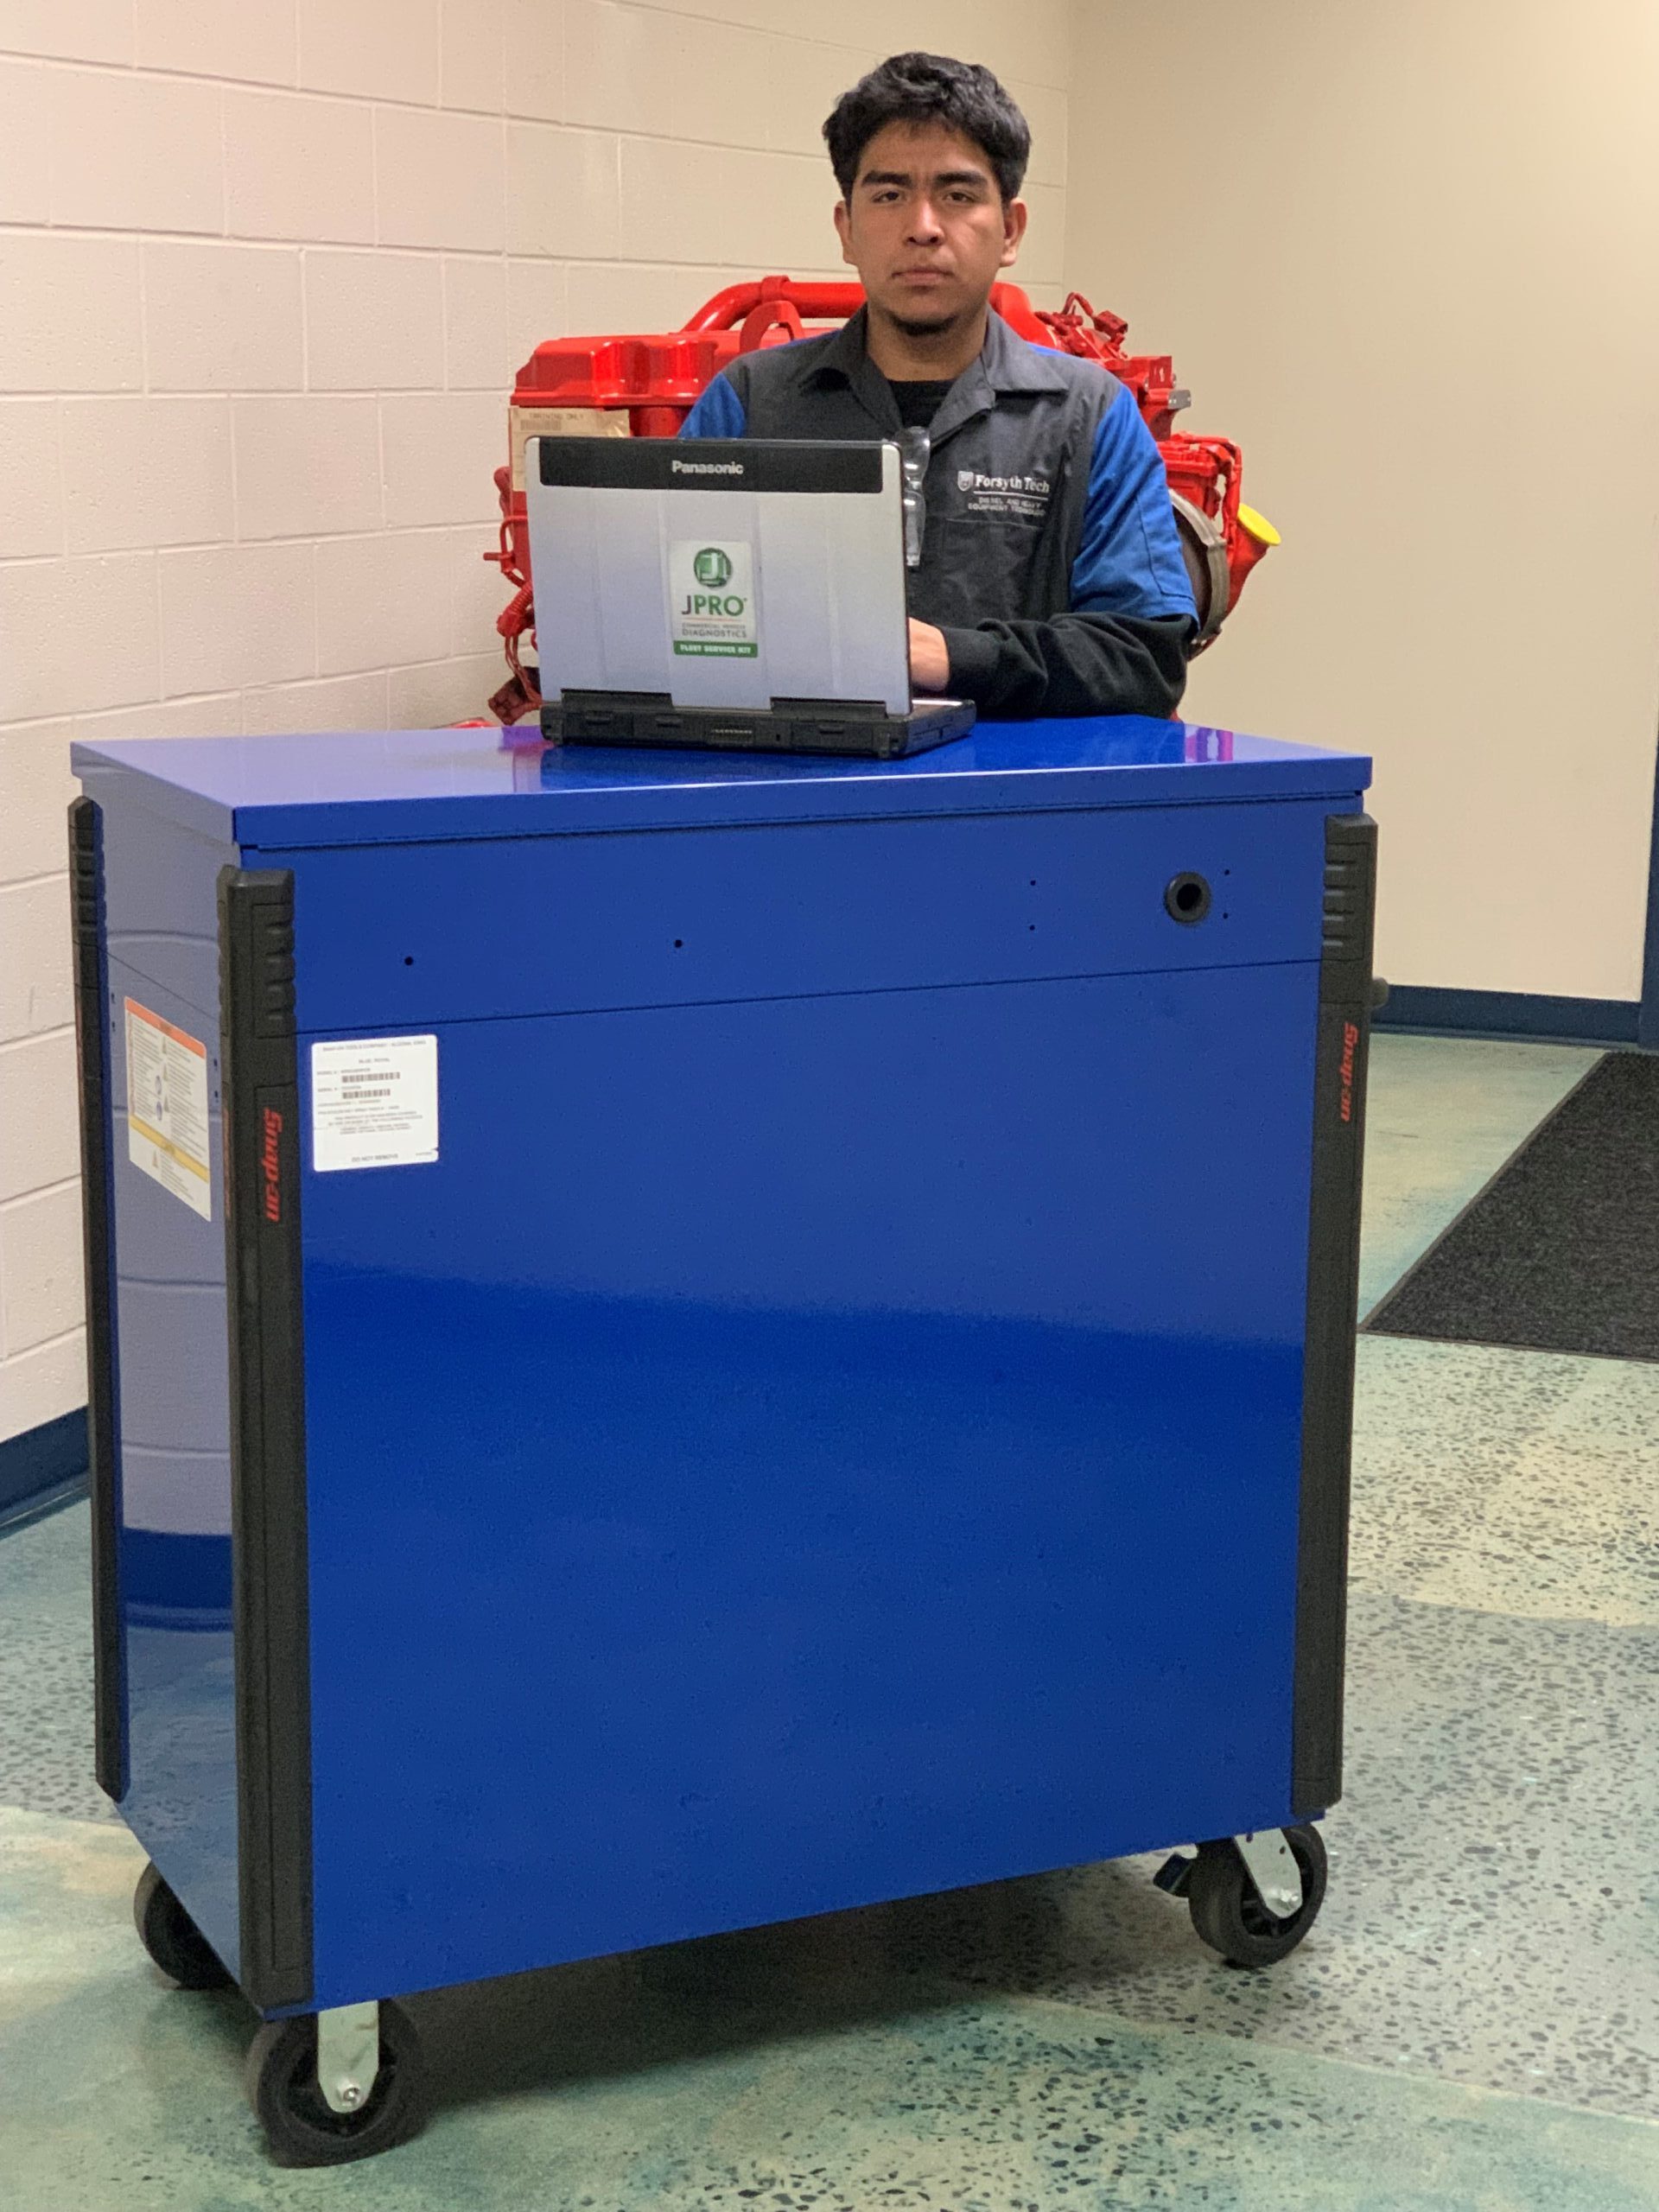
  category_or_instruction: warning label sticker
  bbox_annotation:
[669,538,758,658]
[124,1000,213,1221]
[311,1035,439,1173]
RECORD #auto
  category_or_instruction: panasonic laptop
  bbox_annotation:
[526,435,976,758]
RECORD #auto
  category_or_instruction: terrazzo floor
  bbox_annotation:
[2,1033,1655,2209]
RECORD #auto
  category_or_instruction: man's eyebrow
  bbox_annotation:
[857,167,992,191]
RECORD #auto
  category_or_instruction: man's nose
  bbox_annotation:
[905,198,944,243]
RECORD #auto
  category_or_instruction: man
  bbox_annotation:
[679,52,1198,720]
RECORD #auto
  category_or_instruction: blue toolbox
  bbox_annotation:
[70,717,1376,2164]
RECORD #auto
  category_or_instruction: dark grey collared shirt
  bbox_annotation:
[681,308,1197,721]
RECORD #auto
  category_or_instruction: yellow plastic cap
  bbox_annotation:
[1236,504,1281,547]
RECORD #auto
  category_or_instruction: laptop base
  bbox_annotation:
[541,692,976,760]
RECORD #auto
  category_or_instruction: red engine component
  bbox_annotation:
[485,276,1276,726]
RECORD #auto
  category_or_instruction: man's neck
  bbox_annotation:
[863,300,992,384]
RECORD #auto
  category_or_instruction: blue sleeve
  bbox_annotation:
[678,374,747,438]
[1069,386,1198,623]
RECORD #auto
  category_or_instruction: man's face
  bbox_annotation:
[833,119,1027,335]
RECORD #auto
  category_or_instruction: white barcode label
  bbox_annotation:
[311,1035,438,1172]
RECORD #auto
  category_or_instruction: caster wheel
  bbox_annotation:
[245,2003,427,2167]
[133,1863,232,1991]
[1187,1823,1327,1967]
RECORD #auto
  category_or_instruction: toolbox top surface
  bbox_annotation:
[73,715,1370,849]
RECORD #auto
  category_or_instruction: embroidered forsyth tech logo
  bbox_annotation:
[955,467,1052,523]
[1338,1022,1359,1124]
[957,468,1052,497]
[261,1106,283,1222]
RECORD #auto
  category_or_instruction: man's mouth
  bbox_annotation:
[896,267,950,283]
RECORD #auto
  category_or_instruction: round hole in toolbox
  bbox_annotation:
[403,956,414,967]
[1164,872,1212,925]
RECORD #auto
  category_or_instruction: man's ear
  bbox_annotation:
[833,198,855,267]
[999,197,1029,270]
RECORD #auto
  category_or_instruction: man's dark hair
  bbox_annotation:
[823,53,1031,204]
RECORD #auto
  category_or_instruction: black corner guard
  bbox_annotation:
[68,798,125,1802]
[1292,811,1378,1815]
[218,866,314,2010]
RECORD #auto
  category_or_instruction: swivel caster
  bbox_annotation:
[1155,1822,1327,1967]
[132,1862,232,1991]
[246,2000,428,2167]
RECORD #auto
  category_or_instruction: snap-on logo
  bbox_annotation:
[1338,1021,1359,1124]
[261,1106,283,1222]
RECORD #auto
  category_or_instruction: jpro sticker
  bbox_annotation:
[124,999,213,1220]
[311,1036,438,1172]
[669,538,757,658]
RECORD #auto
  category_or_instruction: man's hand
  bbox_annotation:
[907,619,950,693]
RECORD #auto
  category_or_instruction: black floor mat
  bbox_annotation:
[1362,1051,1659,1363]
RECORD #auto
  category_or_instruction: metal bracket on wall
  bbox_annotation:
[316,2000,380,2113]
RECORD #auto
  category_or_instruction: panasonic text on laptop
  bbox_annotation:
[525,435,975,759]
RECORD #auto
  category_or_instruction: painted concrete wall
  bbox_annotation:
[1066,0,1659,1008]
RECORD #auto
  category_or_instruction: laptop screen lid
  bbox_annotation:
[526,437,910,717]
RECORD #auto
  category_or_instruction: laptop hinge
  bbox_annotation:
[557,689,674,714]
[766,697,891,721]
[544,690,678,742]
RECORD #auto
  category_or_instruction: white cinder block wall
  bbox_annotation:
[0,0,1073,1446]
